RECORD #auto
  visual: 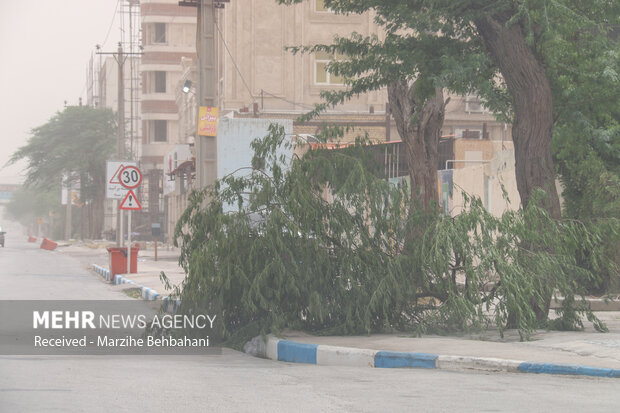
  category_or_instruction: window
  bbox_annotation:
[153,120,167,142]
[153,23,166,44]
[314,51,344,85]
[154,71,166,93]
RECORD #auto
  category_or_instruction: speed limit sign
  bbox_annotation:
[119,165,142,189]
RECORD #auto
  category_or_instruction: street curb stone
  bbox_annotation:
[252,335,620,379]
[91,264,183,311]
[92,264,111,282]
[140,286,160,301]
[90,264,160,302]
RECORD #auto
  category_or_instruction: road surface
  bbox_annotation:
[0,214,618,412]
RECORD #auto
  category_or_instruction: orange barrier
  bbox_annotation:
[40,238,58,251]
[28,236,37,243]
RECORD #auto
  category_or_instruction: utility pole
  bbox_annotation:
[196,0,218,189]
[97,43,142,245]
[180,0,220,189]
[117,43,126,159]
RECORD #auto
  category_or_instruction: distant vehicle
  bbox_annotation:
[0,227,5,248]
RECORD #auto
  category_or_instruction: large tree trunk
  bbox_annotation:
[388,81,447,214]
[388,80,448,271]
[475,15,561,220]
[475,15,561,322]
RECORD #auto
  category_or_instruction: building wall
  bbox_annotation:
[140,0,197,172]
[165,117,294,242]
[215,2,510,147]
[219,1,384,114]
[449,141,521,217]
[162,0,519,236]
[140,0,197,231]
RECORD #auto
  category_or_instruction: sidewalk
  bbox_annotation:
[58,241,185,300]
[247,312,620,378]
[60,241,620,378]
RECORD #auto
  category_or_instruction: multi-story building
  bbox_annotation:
[163,0,517,240]
[139,0,197,231]
[214,1,509,140]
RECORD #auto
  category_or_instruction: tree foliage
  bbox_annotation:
[167,125,616,347]
[550,25,620,292]
[277,0,620,315]
[163,2,620,345]
[282,0,620,218]
[4,184,63,237]
[7,105,116,238]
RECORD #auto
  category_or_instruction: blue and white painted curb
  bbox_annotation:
[141,286,160,301]
[114,274,136,286]
[90,264,162,303]
[255,336,620,379]
[92,264,111,282]
[162,296,182,313]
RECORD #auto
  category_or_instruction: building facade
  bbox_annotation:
[166,0,515,241]
[139,0,198,233]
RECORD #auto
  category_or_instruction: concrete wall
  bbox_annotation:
[220,1,385,113]
[450,142,520,217]
[217,117,293,181]
[165,117,294,241]
[140,0,197,170]
[217,1,510,148]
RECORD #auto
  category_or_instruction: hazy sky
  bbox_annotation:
[0,0,123,184]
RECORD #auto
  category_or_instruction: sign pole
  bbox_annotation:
[118,165,143,276]
[127,209,132,275]
[120,207,124,248]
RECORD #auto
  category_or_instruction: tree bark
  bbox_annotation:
[388,81,447,214]
[475,15,561,321]
[475,15,561,220]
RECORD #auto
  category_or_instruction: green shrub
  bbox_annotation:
[164,124,617,347]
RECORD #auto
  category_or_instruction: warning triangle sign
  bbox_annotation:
[109,164,125,184]
[119,190,142,210]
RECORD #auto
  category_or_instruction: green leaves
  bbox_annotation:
[165,124,617,346]
[8,105,115,193]
[6,106,116,235]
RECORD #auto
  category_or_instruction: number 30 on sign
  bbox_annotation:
[119,166,142,189]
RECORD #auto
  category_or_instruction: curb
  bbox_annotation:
[141,286,160,301]
[114,274,136,286]
[254,336,620,379]
[92,264,111,282]
[162,296,182,313]
[90,263,182,311]
[90,264,160,302]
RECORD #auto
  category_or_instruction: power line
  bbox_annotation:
[214,18,254,102]
[100,0,121,48]
[260,90,315,110]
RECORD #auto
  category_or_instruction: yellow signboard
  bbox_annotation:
[197,106,219,137]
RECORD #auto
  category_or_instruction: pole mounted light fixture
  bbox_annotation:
[182,80,192,94]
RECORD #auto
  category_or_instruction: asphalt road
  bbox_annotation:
[1,213,619,412]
